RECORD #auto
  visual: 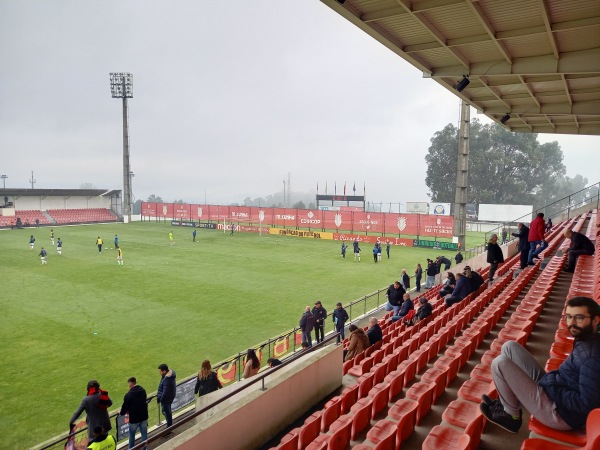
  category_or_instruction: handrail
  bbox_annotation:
[482,181,600,246]
[33,252,473,449]
[32,289,386,450]
[129,333,340,450]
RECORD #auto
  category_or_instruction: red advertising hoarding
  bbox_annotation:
[141,203,454,237]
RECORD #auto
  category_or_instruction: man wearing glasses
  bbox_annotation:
[480,296,600,433]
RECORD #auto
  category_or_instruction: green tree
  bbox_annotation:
[132,199,142,214]
[425,120,567,206]
[147,194,163,203]
[293,200,306,209]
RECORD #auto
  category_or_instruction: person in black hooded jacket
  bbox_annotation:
[119,377,148,449]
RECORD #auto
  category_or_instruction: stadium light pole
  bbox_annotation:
[1,175,7,189]
[109,72,133,223]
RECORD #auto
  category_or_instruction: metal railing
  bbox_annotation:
[482,181,600,249]
[128,333,340,450]
[33,287,390,450]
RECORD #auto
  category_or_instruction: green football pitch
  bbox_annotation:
[0,222,485,448]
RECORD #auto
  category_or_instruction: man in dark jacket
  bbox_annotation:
[481,297,600,433]
[455,252,463,264]
[486,234,505,283]
[366,317,383,347]
[439,256,451,270]
[332,302,349,344]
[299,306,315,347]
[391,293,414,322]
[464,266,484,292]
[512,223,530,269]
[119,377,149,450]
[564,229,595,272]
[385,281,405,315]
[157,364,177,429]
[312,301,327,344]
[70,380,113,440]
[425,260,437,289]
[444,272,471,307]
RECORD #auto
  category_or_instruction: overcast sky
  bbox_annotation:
[1,1,598,206]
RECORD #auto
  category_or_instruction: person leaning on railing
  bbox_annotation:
[195,360,222,397]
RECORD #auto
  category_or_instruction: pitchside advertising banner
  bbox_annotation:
[143,203,454,237]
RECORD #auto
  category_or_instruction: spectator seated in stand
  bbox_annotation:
[444,272,472,307]
[391,293,414,323]
[481,297,600,434]
[438,272,456,298]
[344,324,370,361]
[366,317,383,347]
[563,229,595,272]
[414,297,433,322]
[463,266,484,292]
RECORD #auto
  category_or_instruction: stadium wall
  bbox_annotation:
[157,345,342,450]
[14,195,112,210]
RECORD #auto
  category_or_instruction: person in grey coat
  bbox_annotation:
[69,380,113,439]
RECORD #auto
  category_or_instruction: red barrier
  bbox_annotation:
[142,203,454,237]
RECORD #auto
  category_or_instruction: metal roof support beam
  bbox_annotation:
[484,99,600,115]
[464,0,512,64]
[538,0,559,59]
[431,48,600,77]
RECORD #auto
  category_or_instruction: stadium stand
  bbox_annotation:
[0,209,51,227]
[46,208,117,224]
[0,208,117,227]
[265,211,599,450]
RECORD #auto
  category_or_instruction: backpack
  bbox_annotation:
[402,309,416,326]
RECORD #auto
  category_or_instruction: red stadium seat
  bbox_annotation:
[422,425,471,450]
[321,399,341,433]
[355,423,395,450]
[405,381,436,424]
[521,409,600,449]
[421,365,449,401]
[387,398,419,442]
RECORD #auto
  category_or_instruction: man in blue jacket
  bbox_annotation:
[157,364,177,429]
[481,296,600,432]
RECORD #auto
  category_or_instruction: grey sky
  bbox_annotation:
[1,1,598,206]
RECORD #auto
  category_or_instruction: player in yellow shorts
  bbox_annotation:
[116,245,123,266]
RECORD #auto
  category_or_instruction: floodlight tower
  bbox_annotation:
[109,72,133,223]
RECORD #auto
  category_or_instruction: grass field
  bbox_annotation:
[0,222,485,448]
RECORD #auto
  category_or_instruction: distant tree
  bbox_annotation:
[173,199,185,204]
[425,120,566,206]
[308,202,316,209]
[293,200,306,209]
[147,194,163,203]
[80,182,96,189]
[132,199,142,214]
[243,197,253,206]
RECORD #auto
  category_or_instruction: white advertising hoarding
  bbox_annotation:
[429,202,451,216]
[478,204,533,222]
[406,202,429,214]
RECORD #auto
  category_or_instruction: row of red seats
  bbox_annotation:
[522,210,600,450]
[47,208,117,224]
[270,216,571,450]
[0,210,51,226]
[272,250,524,449]
[421,214,576,449]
